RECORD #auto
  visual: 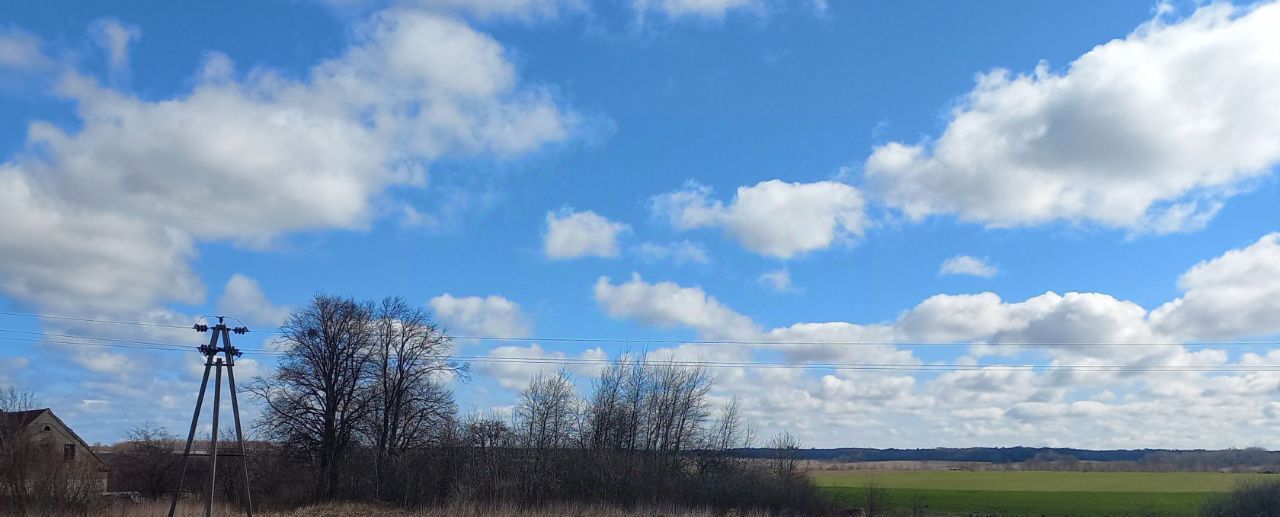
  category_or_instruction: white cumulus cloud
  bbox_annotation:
[634,0,762,19]
[0,167,203,315]
[416,0,585,20]
[216,274,290,328]
[580,233,1280,447]
[865,2,1280,234]
[757,268,794,292]
[543,207,630,259]
[651,179,868,259]
[939,255,998,278]
[1151,232,1280,340]
[430,294,532,339]
[475,343,606,389]
[593,273,760,340]
[0,11,575,317]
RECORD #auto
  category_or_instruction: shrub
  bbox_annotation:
[1201,479,1280,517]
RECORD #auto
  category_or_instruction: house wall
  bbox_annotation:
[19,412,110,492]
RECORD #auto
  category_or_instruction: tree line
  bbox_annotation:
[734,446,1280,472]
[103,294,826,514]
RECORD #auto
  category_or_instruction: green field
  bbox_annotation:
[812,470,1271,516]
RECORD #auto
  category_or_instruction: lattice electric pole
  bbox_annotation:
[169,316,254,517]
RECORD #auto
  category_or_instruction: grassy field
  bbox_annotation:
[813,470,1271,516]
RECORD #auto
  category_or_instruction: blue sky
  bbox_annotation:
[1,0,1279,448]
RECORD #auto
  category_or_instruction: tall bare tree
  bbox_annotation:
[365,296,460,456]
[585,358,629,451]
[642,362,712,456]
[516,370,578,452]
[364,297,461,498]
[250,294,376,498]
[514,370,578,503]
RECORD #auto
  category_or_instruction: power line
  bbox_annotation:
[4,309,1280,347]
[0,336,191,353]
[448,336,1280,347]
[447,355,1280,373]
[0,310,191,330]
[7,335,1280,374]
[3,311,1280,373]
[0,328,199,348]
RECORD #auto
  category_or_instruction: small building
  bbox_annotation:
[0,408,111,494]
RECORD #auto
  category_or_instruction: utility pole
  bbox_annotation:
[169,316,254,517]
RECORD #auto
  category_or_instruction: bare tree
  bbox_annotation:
[643,362,712,456]
[365,296,461,456]
[458,412,515,502]
[585,357,630,451]
[709,396,745,451]
[249,294,376,498]
[582,358,713,457]
[0,386,37,412]
[768,431,802,480]
[514,370,578,503]
[516,370,578,452]
[364,297,462,498]
[115,423,180,499]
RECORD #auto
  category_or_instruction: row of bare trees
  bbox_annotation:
[517,360,728,457]
[233,294,825,512]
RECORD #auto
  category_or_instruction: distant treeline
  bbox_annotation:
[729,446,1154,462]
[729,446,1280,470]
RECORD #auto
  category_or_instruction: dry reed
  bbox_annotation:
[37,500,777,517]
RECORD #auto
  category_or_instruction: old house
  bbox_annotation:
[0,408,110,494]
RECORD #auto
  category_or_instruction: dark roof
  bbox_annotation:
[0,408,48,434]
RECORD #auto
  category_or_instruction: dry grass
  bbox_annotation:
[44,500,777,517]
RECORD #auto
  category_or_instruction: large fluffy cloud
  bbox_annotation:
[0,11,574,316]
[0,168,202,315]
[1151,232,1280,340]
[865,2,1280,233]
[652,179,868,259]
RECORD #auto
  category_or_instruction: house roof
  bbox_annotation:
[0,409,44,435]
